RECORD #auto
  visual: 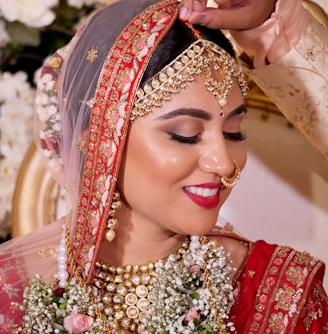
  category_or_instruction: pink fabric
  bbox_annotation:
[231,0,309,67]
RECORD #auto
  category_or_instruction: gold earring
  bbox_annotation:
[221,160,240,188]
[105,190,122,242]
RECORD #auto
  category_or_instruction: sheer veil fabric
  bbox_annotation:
[0,0,181,329]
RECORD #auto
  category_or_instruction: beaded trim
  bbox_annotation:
[132,39,248,122]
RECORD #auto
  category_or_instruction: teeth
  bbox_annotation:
[185,186,218,197]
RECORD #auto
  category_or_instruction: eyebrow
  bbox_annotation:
[226,104,248,119]
[156,104,247,121]
[156,108,212,121]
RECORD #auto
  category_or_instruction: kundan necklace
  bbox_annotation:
[20,230,236,334]
[91,237,236,333]
[93,241,189,333]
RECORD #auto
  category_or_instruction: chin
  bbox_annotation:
[184,222,217,237]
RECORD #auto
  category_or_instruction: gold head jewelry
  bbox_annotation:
[221,160,240,188]
[131,39,248,122]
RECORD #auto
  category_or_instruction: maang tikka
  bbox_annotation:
[105,190,122,242]
[132,30,248,122]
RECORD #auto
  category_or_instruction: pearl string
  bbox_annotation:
[189,235,201,250]
[57,225,69,288]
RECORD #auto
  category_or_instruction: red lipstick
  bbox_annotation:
[183,183,221,209]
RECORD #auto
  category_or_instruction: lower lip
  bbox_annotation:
[183,189,220,209]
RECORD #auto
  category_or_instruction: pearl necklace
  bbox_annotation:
[93,241,190,333]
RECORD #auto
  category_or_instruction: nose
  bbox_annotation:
[198,140,235,177]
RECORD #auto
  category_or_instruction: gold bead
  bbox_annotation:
[209,238,219,249]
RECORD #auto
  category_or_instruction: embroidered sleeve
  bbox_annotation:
[246,14,328,158]
[251,245,327,333]
[294,261,328,332]
[231,241,328,333]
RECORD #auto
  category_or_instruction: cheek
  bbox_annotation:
[117,129,184,203]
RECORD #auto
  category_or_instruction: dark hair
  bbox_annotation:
[141,19,235,84]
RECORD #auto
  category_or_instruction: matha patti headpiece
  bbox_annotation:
[132,39,248,122]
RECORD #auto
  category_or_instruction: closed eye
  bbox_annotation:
[223,131,246,142]
[168,132,200,144]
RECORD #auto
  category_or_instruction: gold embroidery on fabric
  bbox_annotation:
[38,247,56,258]
[268,312,284,333]
[274,285,296,311]
[77,137,88,153]
[248,270,256,278]
[46,55,62,73]
[86,46,99,62]
[286,266,305,286]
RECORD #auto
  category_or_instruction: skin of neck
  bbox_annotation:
[98,205,187,266]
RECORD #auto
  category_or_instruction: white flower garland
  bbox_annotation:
[20,237,236,333]
[144,240,235,333]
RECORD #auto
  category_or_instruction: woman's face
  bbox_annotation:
[117,73,247,237]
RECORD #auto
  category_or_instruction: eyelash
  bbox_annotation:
[168,131,246,144]
[169,132,200,144]
[223,131,247,142]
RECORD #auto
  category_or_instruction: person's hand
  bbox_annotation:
[179,0,277,31]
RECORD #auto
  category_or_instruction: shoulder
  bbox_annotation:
[234,240,328,332]
[244,240,326,293]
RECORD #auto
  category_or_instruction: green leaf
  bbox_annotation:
[6,21,41,47]
[59,301,68,309]
[191,292,199,299]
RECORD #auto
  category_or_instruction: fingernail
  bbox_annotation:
[179,6,189,22]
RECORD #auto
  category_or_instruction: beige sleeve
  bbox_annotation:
[247,14,328,158]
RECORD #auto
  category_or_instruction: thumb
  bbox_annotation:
[187,7,257,30]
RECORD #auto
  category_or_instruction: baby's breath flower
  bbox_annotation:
[143,241,235,333]
[20,276,103,333]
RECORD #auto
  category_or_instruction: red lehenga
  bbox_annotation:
[230,240,328,333]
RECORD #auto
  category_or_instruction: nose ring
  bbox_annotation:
[221,160,240,188]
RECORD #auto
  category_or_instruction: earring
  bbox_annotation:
[221,160,240,188]
[105,190,122,242]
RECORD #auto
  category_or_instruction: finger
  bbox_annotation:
[179,0,208,21]
[187,6,269,30]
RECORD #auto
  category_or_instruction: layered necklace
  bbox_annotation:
[93,241,189,333]
[21,231,236,334]
[92,237,236,333]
